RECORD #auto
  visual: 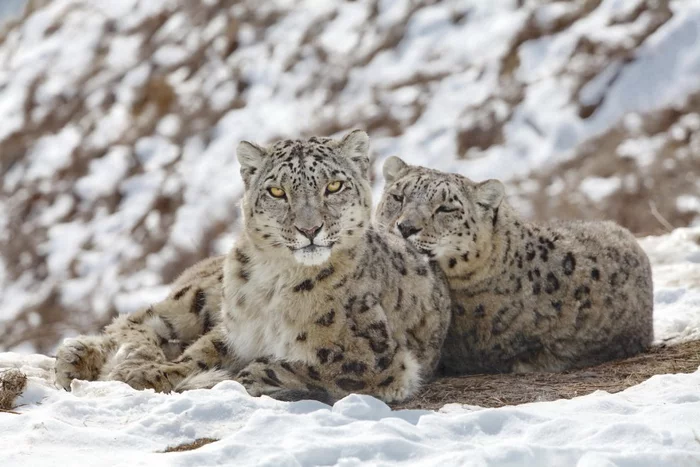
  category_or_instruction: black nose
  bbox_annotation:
[397,221,421,239]
[296,224,323,240]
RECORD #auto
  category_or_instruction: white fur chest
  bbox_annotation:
[222,255,318,364]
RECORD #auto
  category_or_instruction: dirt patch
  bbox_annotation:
[393,340,700,411]
[0,369,28,413]
[161,438,218,453]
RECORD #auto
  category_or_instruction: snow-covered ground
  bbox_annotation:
[1,227,699,466]
[1,354,699,466]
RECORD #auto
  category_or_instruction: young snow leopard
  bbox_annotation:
[376,157,654,375]
[54,131,452,403]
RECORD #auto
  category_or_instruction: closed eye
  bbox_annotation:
[391,194,404,203]
[436,205,458,214]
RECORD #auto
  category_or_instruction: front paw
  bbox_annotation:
[108,361,185,393]
[54,337,107,390]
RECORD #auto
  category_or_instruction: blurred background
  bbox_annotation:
[0,0,698,353]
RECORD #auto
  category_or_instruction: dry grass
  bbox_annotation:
[393,340,700,411]
[161,438,218,453]
[0,369,28,414]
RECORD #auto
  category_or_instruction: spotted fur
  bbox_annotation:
[376,157,654,374]
[54,132,452,404]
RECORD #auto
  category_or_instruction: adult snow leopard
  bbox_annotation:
[55,131,451,403]
[376,157,653,375]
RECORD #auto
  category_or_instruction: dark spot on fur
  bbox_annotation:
[201,310,214,334]
[474,304,485,317]
[416,266,428,276]
[238,269,250,282]
[532,282,541,295]
[525,243,536,261]
[307,366,321,381]
[378,376,395,387]
[563,252,576,275]
[260,377,279,387]
[173,286,191,300]
[574,285,591,300]
[454,304,466,316]
[159,315,177,339]
[395,288,403,311]
[212,339,227,355]
[190,289,206,315]
[255,357,270,364]
[280,362,295,373]
[264,369,282,385]
[235,249,250,264]
[317,348,332,364]
[315,309,336,327]
[610,272,620,286]
[341,361,367,376]
[296,332,307,342]
[591,268,600,281]
[336,378,367,392]
[316,266,335,282]
[376,356,392,371]
[449,257,457,268]
[333,276,349,289]
[551,300,562,313]
[544,272,560,294]
[197,361,208,370]
[293,279,315,292]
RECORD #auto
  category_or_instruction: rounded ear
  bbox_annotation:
[339,129,370,176]
[475,179,505,209]
[382,156,409,183]
[237,141,266,185]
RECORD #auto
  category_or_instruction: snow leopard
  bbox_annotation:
[376,157,654,375]
[54,131,452,404]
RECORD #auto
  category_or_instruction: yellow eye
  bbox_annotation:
[268,187,286,198]
[326,181,344,194]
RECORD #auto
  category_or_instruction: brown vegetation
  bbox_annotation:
[395,341,700,411]
[0,369,28,413]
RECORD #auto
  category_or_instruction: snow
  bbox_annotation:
[579,177,622,204]
[0,357,699,465]
[639,228,700,345]
[0,227,699,465]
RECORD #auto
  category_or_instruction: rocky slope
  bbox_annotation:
[1,0,698,352]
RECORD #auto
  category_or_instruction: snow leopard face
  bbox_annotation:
[376,156,504,262]
[237,130,372,266]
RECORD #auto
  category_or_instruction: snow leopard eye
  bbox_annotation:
[268,187,286,199]
[435,205,458,214]
[391,194,404,203]
[325,180,344,195]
